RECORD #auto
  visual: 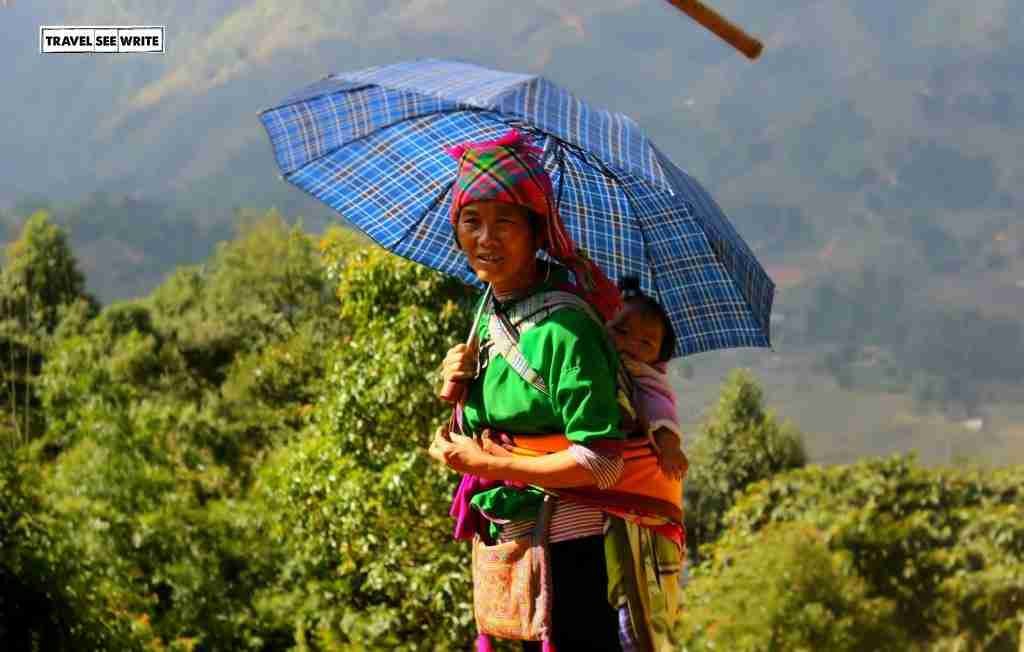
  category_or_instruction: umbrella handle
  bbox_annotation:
[439,284,491,405]
[665,0,763,60]
[439,338,476,404]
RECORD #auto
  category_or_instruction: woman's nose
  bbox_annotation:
[477,223,498,245]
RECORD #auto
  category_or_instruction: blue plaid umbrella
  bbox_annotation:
[259,59,773,357]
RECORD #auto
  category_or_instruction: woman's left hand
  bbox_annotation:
[428,426,494,475]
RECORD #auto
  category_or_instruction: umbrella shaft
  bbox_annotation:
[466,284,492,345]
[665,0,763,59]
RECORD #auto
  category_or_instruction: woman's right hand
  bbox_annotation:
[440,342,479,385]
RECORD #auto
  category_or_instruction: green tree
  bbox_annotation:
[256,247,478,649]
[0,211,93,332]
[719,457,1024,648]
[686,369,806,556]
[24,216,366,650]
[35,300,196,458]
[0,453,143,651]
[35,405,287,650]
[0,211,97,447]
[146,210,339,387]
[679,522,908,651]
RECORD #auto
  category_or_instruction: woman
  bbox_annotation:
[427,129,629,651]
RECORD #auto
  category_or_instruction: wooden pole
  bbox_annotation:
[665,0,764,60]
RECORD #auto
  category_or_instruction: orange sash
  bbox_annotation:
[504,434,683,527]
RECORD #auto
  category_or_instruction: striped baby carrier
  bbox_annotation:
[481,290,683,528]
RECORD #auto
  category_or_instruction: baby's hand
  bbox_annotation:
[658,446,689,479]
[653,428,688,479]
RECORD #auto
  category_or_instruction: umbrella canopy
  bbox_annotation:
[259,58,773,357]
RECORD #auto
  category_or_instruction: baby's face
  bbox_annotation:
[608,303,663,365]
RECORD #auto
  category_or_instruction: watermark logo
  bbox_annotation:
[40,26,165,54]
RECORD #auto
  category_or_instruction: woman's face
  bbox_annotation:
[456,201,541,290]
[608,302,664,364]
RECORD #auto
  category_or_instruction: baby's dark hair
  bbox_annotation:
[618,275,676,362]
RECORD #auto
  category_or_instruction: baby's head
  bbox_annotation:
[608,276,676,365]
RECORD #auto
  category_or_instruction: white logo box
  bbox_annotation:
[40,26,165,53]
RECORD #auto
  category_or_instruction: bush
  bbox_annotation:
[719,457,1024,648]
[0,454,143,650]
[679,522,908,651]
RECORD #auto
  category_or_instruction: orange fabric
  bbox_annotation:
[504,434,684,527]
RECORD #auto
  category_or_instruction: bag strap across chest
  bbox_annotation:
[482,290,601,396]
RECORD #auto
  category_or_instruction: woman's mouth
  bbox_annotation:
[476,253,503,265]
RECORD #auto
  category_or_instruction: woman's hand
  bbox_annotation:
[427,426,600,488]
[440,342,479,385]
[478,429,513,458]
[428,425,494,475]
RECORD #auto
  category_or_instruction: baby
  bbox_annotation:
[608,276,688,478]
[607,277,688,649]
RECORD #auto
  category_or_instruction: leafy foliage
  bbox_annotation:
[686,369,807,554]
[709,457,1024,649]
[679,523,909,651]
[146,210,335,387]
[2,210,1022,651]
[0,212,97,448]
[256,246,479,649]
[0,211,93,333]
[0,454,144,651]
[10,213,360,649]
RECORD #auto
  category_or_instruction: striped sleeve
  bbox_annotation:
[568,443,624,490]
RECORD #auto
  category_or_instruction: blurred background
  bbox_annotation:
[4,0,1021,465]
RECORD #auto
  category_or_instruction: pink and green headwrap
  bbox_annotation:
[447,129,622,320]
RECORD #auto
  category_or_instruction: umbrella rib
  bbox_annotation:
[648,145,774,338]
[615,169,768,352]
[517,124,635,190]
[277,105,494,185]
[401,177,457,254]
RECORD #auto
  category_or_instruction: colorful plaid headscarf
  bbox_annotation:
[447,129,622,320]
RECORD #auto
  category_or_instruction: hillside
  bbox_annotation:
[1,0,1021,462]
[4,1,1023,215]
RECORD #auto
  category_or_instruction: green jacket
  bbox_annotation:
[462,268,626,445]
[464,267,626,532]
